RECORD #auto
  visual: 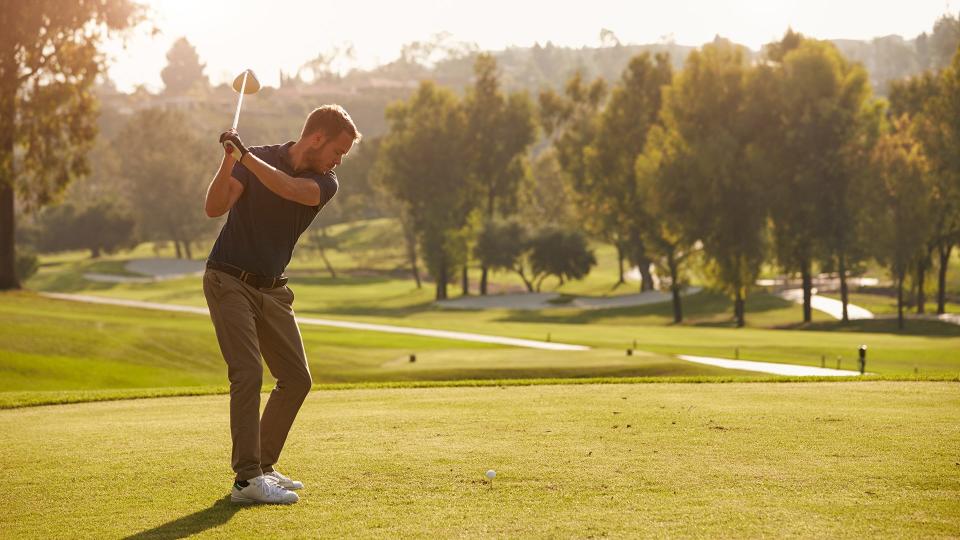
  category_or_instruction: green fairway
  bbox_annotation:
[0,382,956,538]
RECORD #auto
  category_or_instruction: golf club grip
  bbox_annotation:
[223,140,240,158]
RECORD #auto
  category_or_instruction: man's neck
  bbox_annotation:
[287,140,310,173]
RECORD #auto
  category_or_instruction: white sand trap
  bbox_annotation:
[777,288,873,320]
[677,354,864,376]
[83,258,206,284]
[38,293,587,351]
[125,258,205,277]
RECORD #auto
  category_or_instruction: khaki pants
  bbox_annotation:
[203,268,312,482]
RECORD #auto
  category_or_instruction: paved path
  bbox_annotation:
[777,288,874,320]
[677,355,864,377]
[40,293,871,375]
[39,293,588,351]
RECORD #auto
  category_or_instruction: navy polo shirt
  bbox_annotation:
[208,142,338,277]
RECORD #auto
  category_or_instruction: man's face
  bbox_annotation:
[308,131,355,174]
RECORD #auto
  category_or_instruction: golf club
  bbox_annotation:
[223,69,261,157]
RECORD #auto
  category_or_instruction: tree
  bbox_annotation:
[635,125,699,323]
[373,81,474,299]
[0,1,143,289]
[656,40,767,327]
[759,33,879,323]
[540,73,620,282]
[463,54,537,295]
[160,37,208,95]
[585,52,673,292]
[529,227,597,291]
[117,108,215,259]
[474,218,532,291]
[868,118,934,329]
[34,199,136,258]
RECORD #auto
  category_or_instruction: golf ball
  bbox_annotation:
[485,469,496,480]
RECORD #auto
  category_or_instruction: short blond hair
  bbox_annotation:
[301,104,362,143]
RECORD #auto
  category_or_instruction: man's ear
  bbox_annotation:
[313,131,328,148]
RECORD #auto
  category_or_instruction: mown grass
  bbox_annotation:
[0,382,956,538]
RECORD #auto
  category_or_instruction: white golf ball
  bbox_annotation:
[485,469,496,480]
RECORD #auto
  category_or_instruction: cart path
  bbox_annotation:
[40,293,867,375]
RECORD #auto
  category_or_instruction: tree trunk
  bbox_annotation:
[174,241,182,259]
[668,252,682,324]
[801,261,812,323]
[937,242,951,315]
[734,287,745,328]
[638,259,654,292]
[404,221,421,288]
[839,253,849,323]
[480,266,488,295]
[319,247,337,278]
[897,271,905,330]
[0,44,17,290]
[435,259,448,300]
[90,246,101,259]
[515,267,534,292]
[616,242,625,285]
[916,252,929,315]
[183,240,193,260]
[461,265,469,296]
[0,183,15,290]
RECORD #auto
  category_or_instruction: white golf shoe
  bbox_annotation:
[231,475,299,504]
[265,469,304,490]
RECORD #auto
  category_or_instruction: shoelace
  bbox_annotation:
[258,477,289,498]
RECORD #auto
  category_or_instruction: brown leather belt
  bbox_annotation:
[206,260,288,290]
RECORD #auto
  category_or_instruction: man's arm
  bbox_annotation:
[220,129,323,207]
[204,153,245,218]
[240,152,323,207]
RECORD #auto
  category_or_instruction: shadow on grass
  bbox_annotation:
[123,495,242,540]
[785,318,960,337]
[496,290,794,326]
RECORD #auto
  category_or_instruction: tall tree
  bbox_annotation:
[586,52,673,292]
[463,54,536,295]
[635,124,698,323]
[868,118,934,329]
[117,108,215,259]
[540,73,620,283]
[160,37,208,95]
[373,81,474,299]
[760,33,878,323]
[657,40,767,327]
[0,1,142,289]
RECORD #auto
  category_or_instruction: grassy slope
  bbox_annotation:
[0,382,956,538]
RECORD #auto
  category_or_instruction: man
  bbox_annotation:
[204,105,361,504]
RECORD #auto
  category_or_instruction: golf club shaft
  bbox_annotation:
[231,71,249,130]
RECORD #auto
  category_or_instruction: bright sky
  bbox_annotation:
[104,0,954,92]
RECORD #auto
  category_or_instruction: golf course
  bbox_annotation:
[5,2,960,537]
[2,231,959,537]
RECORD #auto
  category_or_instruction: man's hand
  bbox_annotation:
[220,129,248,161]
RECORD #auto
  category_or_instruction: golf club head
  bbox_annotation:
[232,70,261,94]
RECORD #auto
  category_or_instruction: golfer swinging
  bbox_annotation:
[204,105,360,504]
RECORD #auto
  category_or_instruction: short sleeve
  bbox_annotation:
[230,159,253,187]
[310,171,339,209]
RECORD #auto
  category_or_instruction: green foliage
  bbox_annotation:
[529,227,597,291]
[656,41,767,326]
[14,250,38,282]
[33,199,137,257]
[0,0,143,289]
[373,81,474,299]
[868,118,934,327]
[116,108,216,258]
[159,37,208,95]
